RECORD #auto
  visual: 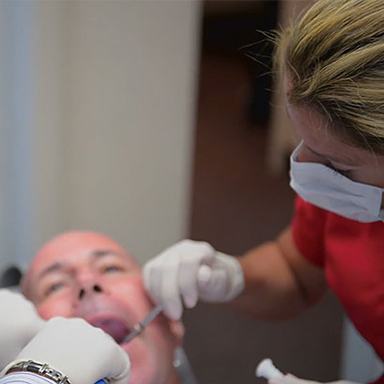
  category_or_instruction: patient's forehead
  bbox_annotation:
[30,231,139,275]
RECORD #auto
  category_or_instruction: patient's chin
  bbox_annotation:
[121,338,160,384]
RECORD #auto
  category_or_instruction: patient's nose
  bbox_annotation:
[78,283,103,300]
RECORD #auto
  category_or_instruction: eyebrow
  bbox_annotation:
[37,262,65,280]
[37,249,120,280]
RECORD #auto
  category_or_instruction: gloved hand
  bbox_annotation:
[2,317,131,384]
[143,239,244,319]
[0,289,45,369]
[270,374,360,384]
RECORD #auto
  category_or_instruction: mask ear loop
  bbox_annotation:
[290,140,304,162]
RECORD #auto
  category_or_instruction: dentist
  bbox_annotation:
[143,1,384,383]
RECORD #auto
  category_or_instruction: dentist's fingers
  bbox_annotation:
[178,243,215,308]
[199,268,228,297]
[178,256,199,309]
[160,255,183,320]
[143,259,163,304]
[143,240,214,319]
[144,257,182,319]
[197,265,212,284]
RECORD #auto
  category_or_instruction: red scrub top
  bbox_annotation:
[291,196,384,372]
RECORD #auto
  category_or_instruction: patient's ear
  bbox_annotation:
[168,320,184,346]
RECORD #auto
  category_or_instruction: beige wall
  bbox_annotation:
[63,1,201,262]
[0,0,201,271]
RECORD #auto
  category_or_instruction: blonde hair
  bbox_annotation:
[276,0,384,153]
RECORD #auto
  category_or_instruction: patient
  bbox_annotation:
[22,231,183,384]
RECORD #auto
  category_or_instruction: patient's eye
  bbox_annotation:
[101,264,126,274]
[44,281,66,297]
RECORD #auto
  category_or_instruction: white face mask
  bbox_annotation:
[290,143,384,222]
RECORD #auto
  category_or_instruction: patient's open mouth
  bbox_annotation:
[75,297,137,345]
[89,318,131,344]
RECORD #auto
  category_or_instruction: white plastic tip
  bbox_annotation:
[256,358,283,380]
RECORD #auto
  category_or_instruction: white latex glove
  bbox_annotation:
[269,374,360,384]
[2,317,130,384]
[0,289,45,369]
[143,239,244,319]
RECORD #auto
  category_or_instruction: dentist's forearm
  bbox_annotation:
[232,228,326,320]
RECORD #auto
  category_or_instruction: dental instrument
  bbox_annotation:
[122,304,163,343]
[256,358,283,380]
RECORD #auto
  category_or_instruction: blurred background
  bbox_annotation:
[0,0,380,383]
